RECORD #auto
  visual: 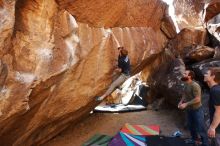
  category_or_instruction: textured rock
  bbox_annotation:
[207,29,220,48]
[214,46,220,59]
[203,0,220,22]
[169,28,209,56]
[172,0,220,43]
[56,0,167,29]
[0,0,168,145]
[203,0,220,42]
[0,0,15,58]
[173,0,205,30]
[185,45,215,62]
[191,58,220,82]
[142,49,185,105]
[161,8,177,39]
[207,23,220,42]
[0,60,7,90]
[3,0,220,145]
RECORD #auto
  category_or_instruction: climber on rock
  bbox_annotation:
[96,46,131,101]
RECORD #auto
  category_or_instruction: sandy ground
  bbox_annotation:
[44,108,190,146]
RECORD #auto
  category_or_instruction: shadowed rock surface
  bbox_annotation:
[0,0,171,145]
[0,0,219,145]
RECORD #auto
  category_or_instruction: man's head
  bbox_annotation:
[121,49,128,57]
[181,70,195,82]
[118,46,128,57]
[118,46,124,51]
[204,67,220,84]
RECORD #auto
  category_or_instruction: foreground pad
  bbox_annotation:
[82,134,112,146]
[94,104,146,113]
[120,123,160,136]
[146,136,192,146]
[108,132,147,146]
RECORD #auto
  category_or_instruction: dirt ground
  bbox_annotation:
[44,108,190,146]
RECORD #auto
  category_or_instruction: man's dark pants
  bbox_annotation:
[187,106,209,146]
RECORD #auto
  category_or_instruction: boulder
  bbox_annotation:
[168,28,209,56]
[204,0,220,42]
[214,46,220,59]
[56,0,167,29]
[161,8,177,39]
[207,30,220,48]
[0,60,8,90]
[0,0,169,145]
[185,45,215,62]
[207,23,220,42]
[142,49,185,106]
[0,0,15,57]
[191,58,220,83]
[203,0,220,22]
[173,0,205,30]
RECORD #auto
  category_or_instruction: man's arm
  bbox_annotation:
[185,95,201,106]
[179,83,201,109]
[115,68,122,73]
[178,85,186,107]
[211,89,220,130]
[208,88,220,138]
[179,96,200,109]
[208,105,220,138]
[210,105,220,130]
[179,96,185,104]
[187,83,201,106]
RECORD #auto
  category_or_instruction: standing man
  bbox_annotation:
[204,67,220,146]
[178,70,209,146]
[96,46,130,101]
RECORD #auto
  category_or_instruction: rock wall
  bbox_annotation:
[0,0,219,145]
[0,0,170,145]
[57,0,166,29]
[173,0,205,30]
[203,0,220,22]
[144,0,220,107]
[204,0,220,42]
[168,28,209,56]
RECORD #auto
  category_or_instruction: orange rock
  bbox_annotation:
[203,0,220,22]
[186,45,215,62]
[161,14,177,39]
[173,0,204,30]
[169,28,209,56]
[203,0,220,43]
[0,0,169,145]
[57,0,167,29]
[0,0,15,58]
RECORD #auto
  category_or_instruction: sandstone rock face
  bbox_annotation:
[169,28,209,56]
[207,23,220,42]
[0,0,15,58]
[207,28,220,50]
[185,45,215,62]
[0,60,7,90]
[214,46,220,59]
[143,0,220,110]
[203,0,220,22]
[191,58,220,82]
[161,8,177,39]
[142,50,185,105]
[172,0,220,45]
[173,0,205,30]
[57,0,167,29]
[203,0,220,42]
[0,0,169,145]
